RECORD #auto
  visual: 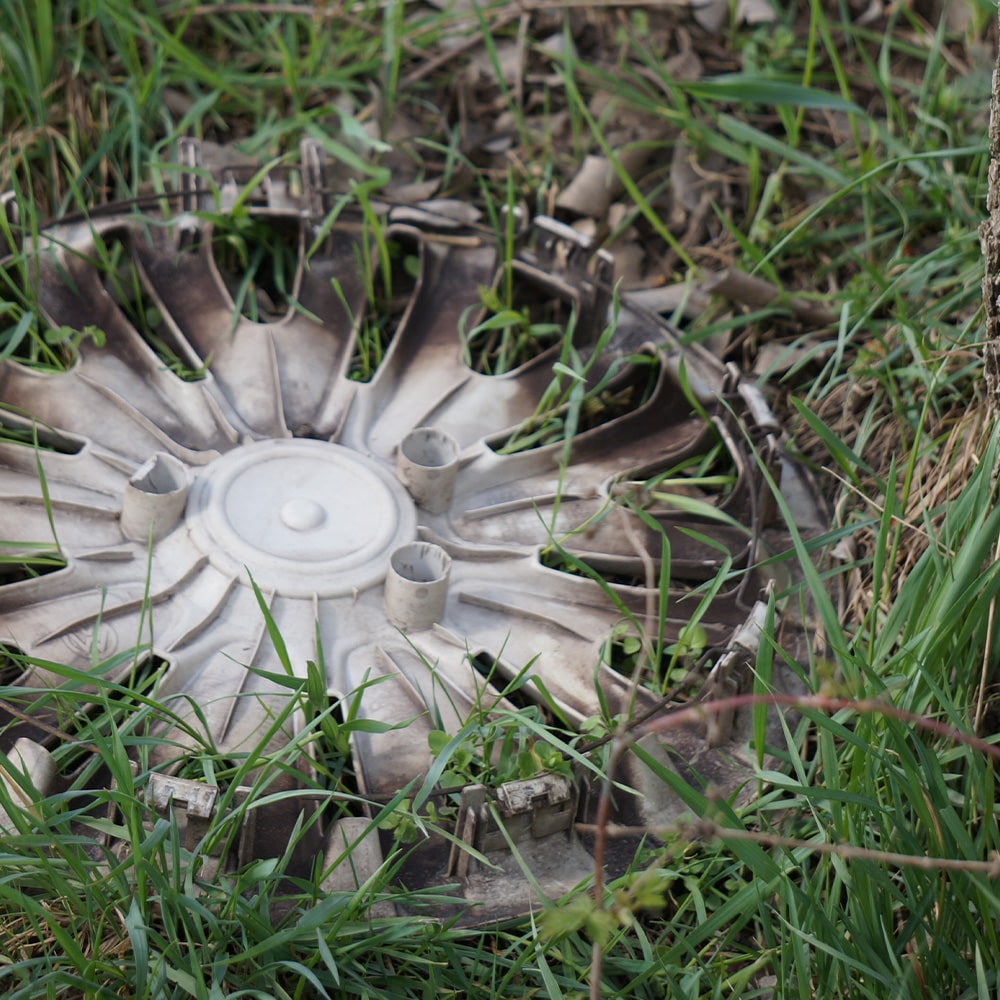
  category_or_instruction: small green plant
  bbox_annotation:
[458,173,571,375]
[460,279,567,375]
[375,650,579,842]
[0,303,106,371]
[435,654,576,786]
[643,438,739,510]
[0,541,65,583]
[313,180,424,383]
[541,867,671,945]
[0,219,108,371]
[210,210,301,326]
[491,291,664,457]
[427,706,573,792]
[603,620,708,697]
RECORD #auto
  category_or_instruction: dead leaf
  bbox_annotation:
[691,0,728,32]
[625,284,710,321]
[607,202,631,233]
[915,0,974,34]
[752,339,834,380]
[384,177,442,205]
[663,43,703,84]
[608,239,645,286]
[480,132,514,155]
[668,140,725,235]
[465,38,523,88]
[854,1,885,27]
[537,32,573,60]
[556,145,654,218]
[388,199,482,229]
[669,142,703,225]
[702,267,837,327]
[556,155,616,217]
[737,0,776,25]
[605,202,650,285]
[830,537,857,563]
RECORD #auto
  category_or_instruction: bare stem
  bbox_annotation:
[572,691,1000,901]
[588,736,625,1000]
[574,820,1000,876]
[586,506,658,999]
[636,691,1000,766]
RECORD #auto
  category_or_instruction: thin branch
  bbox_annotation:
[398,7,524,89]
[575,820,1000,876]
[588,508,656,999]
[0,699,98,755]
[588,739,623,1000]
[573,691,1000,898]
[635,692,1000,766]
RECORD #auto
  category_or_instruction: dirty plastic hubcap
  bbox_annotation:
[0,138,827,922]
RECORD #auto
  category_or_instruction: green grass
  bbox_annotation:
[0,0,998,997]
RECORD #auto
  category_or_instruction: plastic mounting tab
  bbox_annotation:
[447,774,579,880]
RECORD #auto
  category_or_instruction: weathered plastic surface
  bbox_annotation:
[0,139,826,920]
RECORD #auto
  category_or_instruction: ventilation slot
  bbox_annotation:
[0,410,82,454]
[99,230,206,381]
[538,548,658,589]
[211,215,301,323]
[346,231,421,382]
[638,430,740,512]
[467,652,542,714]
[74,653,165,734]
[0,646,48,755]
[0,645,23,689]
[601,626,709,698]
[463,269,574,376]
[0,542,65,587]
[489,354,661,455]
[303,687,362,828]
[0,266,87,371]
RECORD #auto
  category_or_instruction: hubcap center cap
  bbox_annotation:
[186,439,417,598]
[280,497,327,532]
